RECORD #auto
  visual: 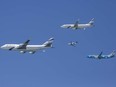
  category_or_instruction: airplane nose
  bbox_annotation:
[87,55,90,58]
[61,25,64,28]
[1,46,3,48]
[1,45,4,49]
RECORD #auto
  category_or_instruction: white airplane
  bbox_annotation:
[1,37,54,54]
[61,18,94,30]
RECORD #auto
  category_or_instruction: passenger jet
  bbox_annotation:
[87,50,115,59]
[1,37,54,54]
[61,18,94,30]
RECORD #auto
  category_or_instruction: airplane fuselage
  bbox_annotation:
[87,55,115,59]
[1,44,50,53]
[61,23,93,29]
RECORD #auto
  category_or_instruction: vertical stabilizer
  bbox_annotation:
[88,18,94,25]
[109,50,115,57]
[43,37,54,47]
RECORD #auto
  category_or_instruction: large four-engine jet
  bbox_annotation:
[1,38,54,54]
[87,50,115,59]
[61,18,94,30]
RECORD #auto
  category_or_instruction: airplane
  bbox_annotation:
[61,18,94,30]
[68,41,78,47]
[0,37,54,54]
[87,50,115,59]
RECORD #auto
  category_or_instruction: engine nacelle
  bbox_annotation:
[29,51,35,54]
[20,51,26,54]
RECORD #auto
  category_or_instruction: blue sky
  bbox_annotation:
[0,0,116,87]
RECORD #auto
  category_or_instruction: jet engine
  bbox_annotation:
[29,51,35,54]
[20,51,26,54]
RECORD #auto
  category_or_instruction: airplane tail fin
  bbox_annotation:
[109,50,115,57]
[43,37,54,47]
[110,50,116,55]
[88,18,94,25]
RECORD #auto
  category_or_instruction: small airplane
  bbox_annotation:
[68,41,78,47]
[61,18,94,30]
[1,37,54,54]
[87,50,115,59]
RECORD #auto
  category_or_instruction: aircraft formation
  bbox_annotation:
[0,18,115,59]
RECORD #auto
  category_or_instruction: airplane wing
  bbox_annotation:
[17,40,30,49]
[9,47,15,50]
[23,40,30,46]
[97,52,103,59]
[74,21,78,27]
